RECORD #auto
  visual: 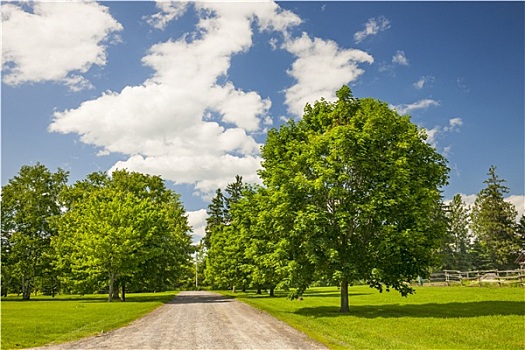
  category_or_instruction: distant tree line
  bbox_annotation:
[4,87,522,312]
[1,165,194,301]
[205,87,452,313]
[202,87,524,313]
[438,166,524,272]
[203,164,523,312]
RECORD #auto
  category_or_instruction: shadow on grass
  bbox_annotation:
[2,296,107,303]
[295,301,525,318]
[2,294,176,304]
[171,293,233,305]
[305,292,373,298]
[225,290,372,300]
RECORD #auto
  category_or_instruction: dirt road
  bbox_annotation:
[31,291,327,349]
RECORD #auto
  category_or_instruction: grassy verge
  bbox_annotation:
[218,286,524,349]
[1,291,176,350]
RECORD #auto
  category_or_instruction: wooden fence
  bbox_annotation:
[424,269,524,287]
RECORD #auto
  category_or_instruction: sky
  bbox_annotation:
[2,1,524,241]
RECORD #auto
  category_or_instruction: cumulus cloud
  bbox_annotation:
[423,117,463,150]
[1,1,122,91]
[444,117,463,132]
[446,194,524,222]
[49,2,300,198]
[390,101,461,152]
[392,50,409,66]
[146,1,189,30]
[283,32,373,116]
[354,16,390,43]
[506,195,525,220]
[390,99,440,116]
[187,209,207,241]
[414,75,435,89]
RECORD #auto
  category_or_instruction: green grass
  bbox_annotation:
[1,291,176,350]
[219,286,525,349]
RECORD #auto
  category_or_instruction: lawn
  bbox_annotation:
[1,291,176,350]
[219,285,525,349]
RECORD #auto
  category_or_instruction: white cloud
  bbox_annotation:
[354,16,390,44]
[283,32,373,116]
[422,117,463,150]
[442,145,453,157]
[506,195,525,220]
[1,2,122,91]
[413,75,435,89]
[444,117,463,132]
[146,1,189,30]
[390,99,440,115]
[392,50,409,66]
[425,126,441,147]
[187,209,208,241]
[446,194,524,222]
[49,2,299,198]
[444,193,477,209]
[269,38,279,50]
[253,1,302,32]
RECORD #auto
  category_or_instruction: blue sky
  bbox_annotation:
[2,1,524,240]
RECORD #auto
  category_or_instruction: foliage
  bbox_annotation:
[259,86,449,312]
[470,166,520,269]
[1,291,175,349]
[241,186,291,296]
[516,215,525,250]
[204,176,251,290]
[440,194,473,270]
[203,188,225,250]
[1,163,69,299]
[51,170,193,301]
[219,286,524,350]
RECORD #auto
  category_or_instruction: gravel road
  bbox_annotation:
[30,291,327,350]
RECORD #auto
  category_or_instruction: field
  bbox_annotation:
[219,285,525,349]
[1,291,176,350]
[2,286,523,350]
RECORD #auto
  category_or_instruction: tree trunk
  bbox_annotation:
[269,286,275,297]
[21,275,32,300]
[340,277,349,313]
[256,286,262,294]
[121,282,126,302]
[112,280,120,301]
[108,272,116,302]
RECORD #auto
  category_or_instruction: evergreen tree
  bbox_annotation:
[204,176,251,291]
[203,189,225,250]
[224,175,244,224]
[471,166,520,269]
[441,194,472,270]
[516,215,525,250]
